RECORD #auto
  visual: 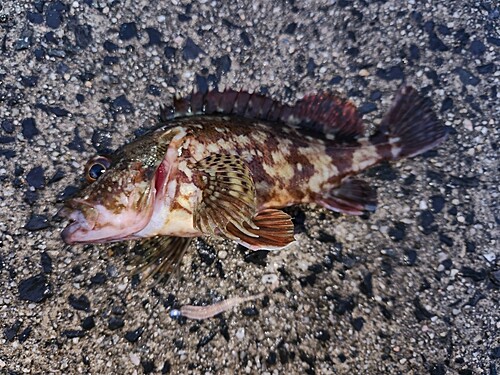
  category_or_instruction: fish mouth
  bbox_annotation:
[58,206,98,244]
[58,192,156,244]
[61,220,85,244]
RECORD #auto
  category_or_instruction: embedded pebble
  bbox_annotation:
[81,316,95,331]
[18,274,53,303]
[108,317,125,330]
[40,252,53,274]
[119,22,138,40]
[463,119,473,131]
[182,38,205,60]
[483,253,496,263]
[24,214,50,231]
[261,273,278,284]
[235,327,245,340]
[1,119,14,133]
[129,353,140,366]
[26,166,45,189]
[124,327,144,343]
[68,294,91,312]
[21,118,39,139]
[45,1,66,29]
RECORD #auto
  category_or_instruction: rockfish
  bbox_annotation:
[59,86,447,276]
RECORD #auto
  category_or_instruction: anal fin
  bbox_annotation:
[131,236,192,283]
[318,179,377,216]
[226,209,296,250]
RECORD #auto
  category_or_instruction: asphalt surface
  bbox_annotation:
[0,0,498,374]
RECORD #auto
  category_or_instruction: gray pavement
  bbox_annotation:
[0,0,498,374]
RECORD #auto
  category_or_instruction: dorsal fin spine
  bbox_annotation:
[166,89,365,141]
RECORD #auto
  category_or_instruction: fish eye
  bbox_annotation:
[85,156,111,182]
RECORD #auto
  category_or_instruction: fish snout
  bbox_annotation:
[59,207,97,244]
[61,221,80,244]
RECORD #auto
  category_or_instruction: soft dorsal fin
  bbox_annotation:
[160,89,365,141]
[287,93,364,141]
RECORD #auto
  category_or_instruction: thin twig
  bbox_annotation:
[171,293,265,320]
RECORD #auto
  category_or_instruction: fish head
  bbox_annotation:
[60,130,175,243]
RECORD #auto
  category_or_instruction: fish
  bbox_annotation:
[58,86,447,278]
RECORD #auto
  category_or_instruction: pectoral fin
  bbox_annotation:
[193,154,257,237]
[193,154,296,250]
[226,209,296,250]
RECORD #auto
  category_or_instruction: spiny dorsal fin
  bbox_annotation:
[160,89,365,141]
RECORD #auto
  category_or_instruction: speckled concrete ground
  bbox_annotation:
[0,0,498,374]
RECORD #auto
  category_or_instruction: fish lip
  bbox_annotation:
[61,221,123,244]
[61,220,81,244]
[60,206,97,244]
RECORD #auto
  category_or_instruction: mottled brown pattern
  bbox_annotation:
[324,146,357,186]
[288,146,316,201]
[170,199,189,213]
[172,168,192,184]
[375,143,395,160]
[166,116,362,211]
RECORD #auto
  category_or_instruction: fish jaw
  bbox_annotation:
[60,197,155,244]
[60,208,96,243]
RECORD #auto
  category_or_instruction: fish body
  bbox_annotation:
[134,117,382,236]
[59,87,447,271]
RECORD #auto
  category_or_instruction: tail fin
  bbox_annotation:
[374,86,448,159]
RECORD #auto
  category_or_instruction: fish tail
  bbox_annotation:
[372,86,448,160]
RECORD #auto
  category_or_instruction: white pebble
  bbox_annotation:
[419,200,428,210]
[463,119,473,131]
[483,253,496,262]
[236,327,245,340]
[129,353,140,366]
[359,69,370,77]
[118,284,127,291]
[170,309,182,319]
[261,274,278,284]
